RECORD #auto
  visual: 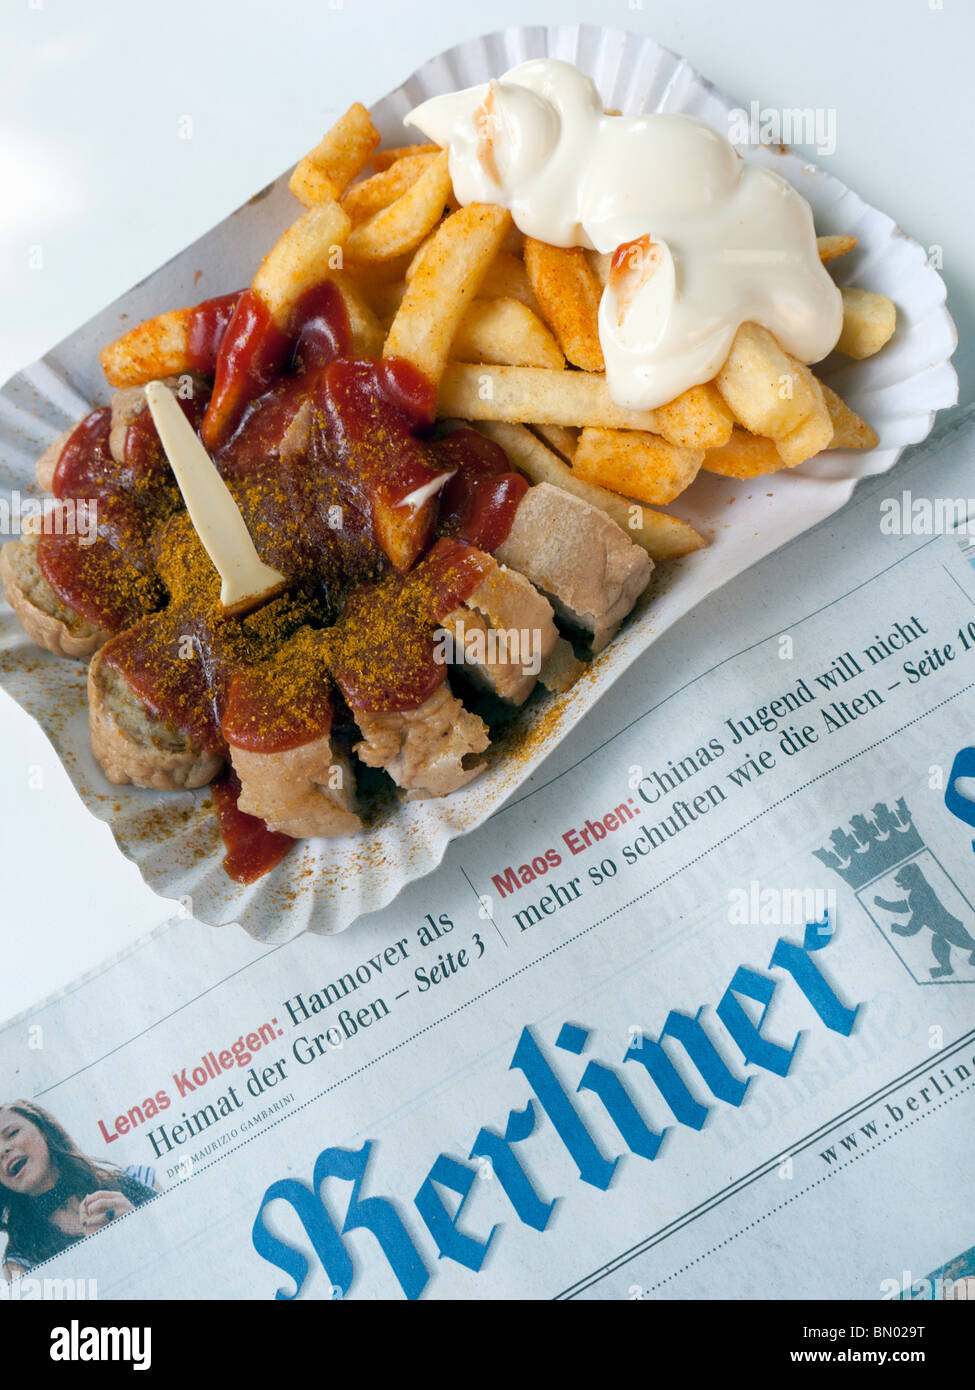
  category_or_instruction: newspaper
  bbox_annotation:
[2,405,974,1302]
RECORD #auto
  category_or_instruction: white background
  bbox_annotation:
[1,0,972,1017]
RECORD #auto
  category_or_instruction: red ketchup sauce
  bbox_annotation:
[432,428,528,551]
[211,767,294,884]
[201,291,292,449]
[48,275,530,880]
[185,292,243,374]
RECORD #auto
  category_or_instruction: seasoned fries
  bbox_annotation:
[817,234,857,263]
[524,238,605,371]
[703,428,786,479]
[820,382,879,450]
[383,204,512,386]
[100,306,202,388]
[340,153,438,225]
[573,429,704,505]
[286,101,378,207]
[437,363,663,430]
[655,384,734,450]
[202,200,352,446]
[773,362,833,466]
[331,272,386,358]
[289,103,380,207]
[530,424,579,462]
[715,323,820,439]
[252,201,352,326]
[371,142,439,172]
[837,287,897,359]
[706,378,877,478]
[344,150,452,263]
[451,298,564,369]
[478,252,544,315]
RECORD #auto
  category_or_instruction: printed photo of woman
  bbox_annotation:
[0,1100,159,1280]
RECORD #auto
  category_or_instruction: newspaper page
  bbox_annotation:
[2,406,974,1312]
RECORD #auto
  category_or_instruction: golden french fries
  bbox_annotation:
[836,287,897,359]
[341,153,438,225]
[384,204,512,386]
[530,424,579,461]
[524,238,605,371]
[654,383,735,450]
[100,307,198,387]
[479,251,543,315]
[773,362,833,466]
[438,364,735,451]
[706,378,875,476]
[573,428,704,505]
[820,382,879,449]
[475,420,706,561]
[437,363,664,430]
[585,249,613,287]
[451,297,564,369]
[289,103,381,207]
[252,201,352,327]
[344,150,452,264]
[346,250,416,290]
[715,323,820,438]
[330,272,386,358]
[817,234,857,263]
[703,428,785,479]
[371,142,440,172]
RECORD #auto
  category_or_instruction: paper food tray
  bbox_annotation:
[0,25,958,941]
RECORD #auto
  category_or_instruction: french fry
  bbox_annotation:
[475,420,706,560]
[479,252,543,315]
[100,306,200,387]
[819,381,879,449]
[500,225,525,257]
[715,323,819,438]
[344,150,452,263]
[384,204,512,387]
[451,298,564,369]
[836,287,896,359]
[773,363,833,466]
[704,384,877,478]
[654,383,734,450]
[573,428,704,505]
[203,201,351,446]
[346,250,416,289]
[252,201,352,327]
[289,103,381,207]
[817,234,857,263]
[362,279,407,322]
[371,142,440,172]
[340,153,437,225]
[102,202,363,388]
[437,363,664,430]
[330,272,386,358]
[529,424,579,462]
[523,238,605,371]
[585,249,613,287]
[703,428,786,479]
[405,228,440,282]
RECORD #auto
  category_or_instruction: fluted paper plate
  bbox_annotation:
[0,25,958,942]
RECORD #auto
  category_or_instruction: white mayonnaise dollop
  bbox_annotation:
[406,59,842,411]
